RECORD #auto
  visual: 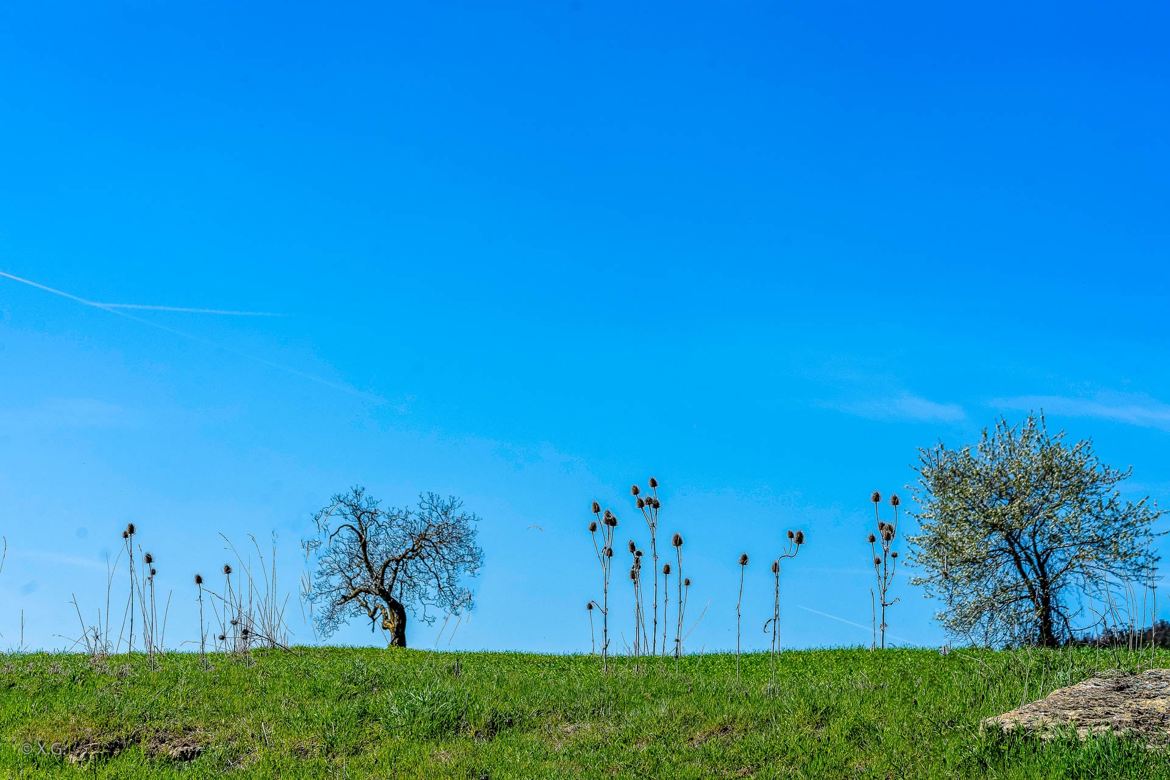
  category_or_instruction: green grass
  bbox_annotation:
[1,646,1168,778]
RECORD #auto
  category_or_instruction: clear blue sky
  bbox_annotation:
[1,2,1168,653]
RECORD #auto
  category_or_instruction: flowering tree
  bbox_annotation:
[910,414,1161,648]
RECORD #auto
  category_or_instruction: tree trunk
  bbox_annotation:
[1037,592,1058,648]
[380,598,408,648]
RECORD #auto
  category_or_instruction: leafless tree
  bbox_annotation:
[302,487,483,648]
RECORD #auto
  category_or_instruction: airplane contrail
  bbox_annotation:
[795,604,916,646]
[93,303,281,317]
[0,269,382,402]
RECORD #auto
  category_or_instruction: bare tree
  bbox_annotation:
[302,487,483,648]
[910,414,1162,648]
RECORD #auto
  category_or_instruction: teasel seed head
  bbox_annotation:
[771,560,780,574]
[604,546,613,558]
[122,530,129,540]
[628,539,636,554]
[890,494,901,507]
[592,501,601,514]
[218,633,226,642]
[629,568,637,581]
[787,529,795,540]
[672,533,683,548]
[126,523,136,537]
[868,533,877,544]
[586,602,594,611]
[194,573,203,586]
[874,556,882,566]
[635,549,643,558]
[631,485,640,496]
[223,564,233,575]
[648,477,658,489]
[150,567,157,577]
[143,552,154,565]
[794,530,805,545]
[662,563,671,575]
[871,491,881,504]
[589,521,598,533]
[651,497,661,509]
[683,577,691,587]
[739,553,749,566]
[891,551,899,559]
[636,497,645,509]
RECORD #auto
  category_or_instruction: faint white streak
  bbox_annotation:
[795,604,915,645]
[94,303,281,317]
[826,393,966,423]
[0,269,381,402]
[992,393,1170,432]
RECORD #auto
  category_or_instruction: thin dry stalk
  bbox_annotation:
[589,503,619,671]
[868,492,901,649]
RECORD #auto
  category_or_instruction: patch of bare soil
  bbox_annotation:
[984,668,1170,745]
[65,727,204,765]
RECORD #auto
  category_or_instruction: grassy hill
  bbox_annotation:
[2,646,1168,778]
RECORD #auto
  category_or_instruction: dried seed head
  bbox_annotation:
[794,530,805,545]
[672,533,683,548]
[230,618,239,626]
[628,540,636,553]
[629,568,637,581]
[787,529,795,540]
[592,501,601,514]
[868,533,877,544]
[890,494,901,507]
[631,485,640,496]
[604,547,613,558]
[589,521,598,533]
[871,491,881,504]
[635,549,643,558]
[218,634,226,641]
[648,477,658,489]
[122,530,129,540]
[874,557,882,566]
[882,529,893,542]
[150,567,157,577]
[126,523,136,536]
[771,560,779,574]
[684,577,691,587]
[636,497,646,509]
[891,551,899,559]
[651,497,661,509]
[739,553,749,566]
[587,602,594,611]
[143,552,154,565]
[194,574,203,586]
[662,563,671,575]
[223,564,233,575]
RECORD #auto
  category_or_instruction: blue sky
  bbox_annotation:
[1,2,1168,653]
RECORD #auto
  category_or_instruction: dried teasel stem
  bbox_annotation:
[586,601,596,655]
[869,493,901,650]
[672,533,684,659]
[195,573,207,663]
[635,478,663,655]
[736,553,748,682]
[766,529,806,686]
[590,503,619,671]
[661,562,671,656]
